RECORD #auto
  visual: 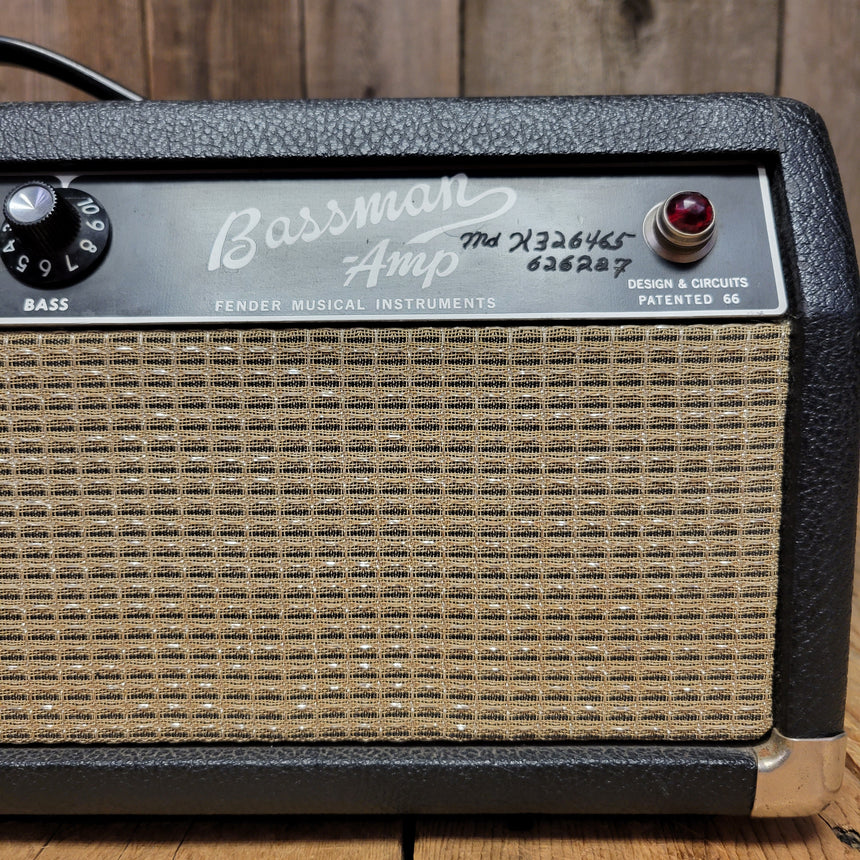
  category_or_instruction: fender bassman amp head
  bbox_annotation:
[0,95,857,817]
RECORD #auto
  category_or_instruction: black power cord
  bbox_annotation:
[0,35,144,101]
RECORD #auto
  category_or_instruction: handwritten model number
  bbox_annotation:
[460,227,635,280]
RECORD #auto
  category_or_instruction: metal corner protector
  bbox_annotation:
[752,728,847,816]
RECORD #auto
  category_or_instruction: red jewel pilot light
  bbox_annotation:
[644,191,717,263]
[666,192,714,233]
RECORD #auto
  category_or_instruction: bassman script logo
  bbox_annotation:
[207,174,516,288]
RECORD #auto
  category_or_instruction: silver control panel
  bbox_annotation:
[0,166,787,324]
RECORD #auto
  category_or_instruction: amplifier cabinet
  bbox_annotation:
[0,95,857,816]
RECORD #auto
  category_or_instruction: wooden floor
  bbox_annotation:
[1,562,859,859]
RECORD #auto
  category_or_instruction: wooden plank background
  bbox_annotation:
[0,1,859,858]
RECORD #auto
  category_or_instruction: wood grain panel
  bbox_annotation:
[0,818,401,860]
[144,0,302,99]
[847,542,860,743]
[463,0,780,96]
[0,818,181,860]
[0,819,60,860]
[0,0,146,101]
[304,0,459,98]
[173,818,401,859]
[413,809,856,858]
[821,759,860,857]
[781,0,860,251]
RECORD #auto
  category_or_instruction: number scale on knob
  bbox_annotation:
[0,182,111,287]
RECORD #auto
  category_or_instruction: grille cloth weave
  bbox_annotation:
[0,323,789,743]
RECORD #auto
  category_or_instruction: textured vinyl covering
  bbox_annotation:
[0,743,758,815]
[0,322,789,743]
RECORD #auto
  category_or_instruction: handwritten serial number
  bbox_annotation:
[459,227,635,279]
[527,254,633,279]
